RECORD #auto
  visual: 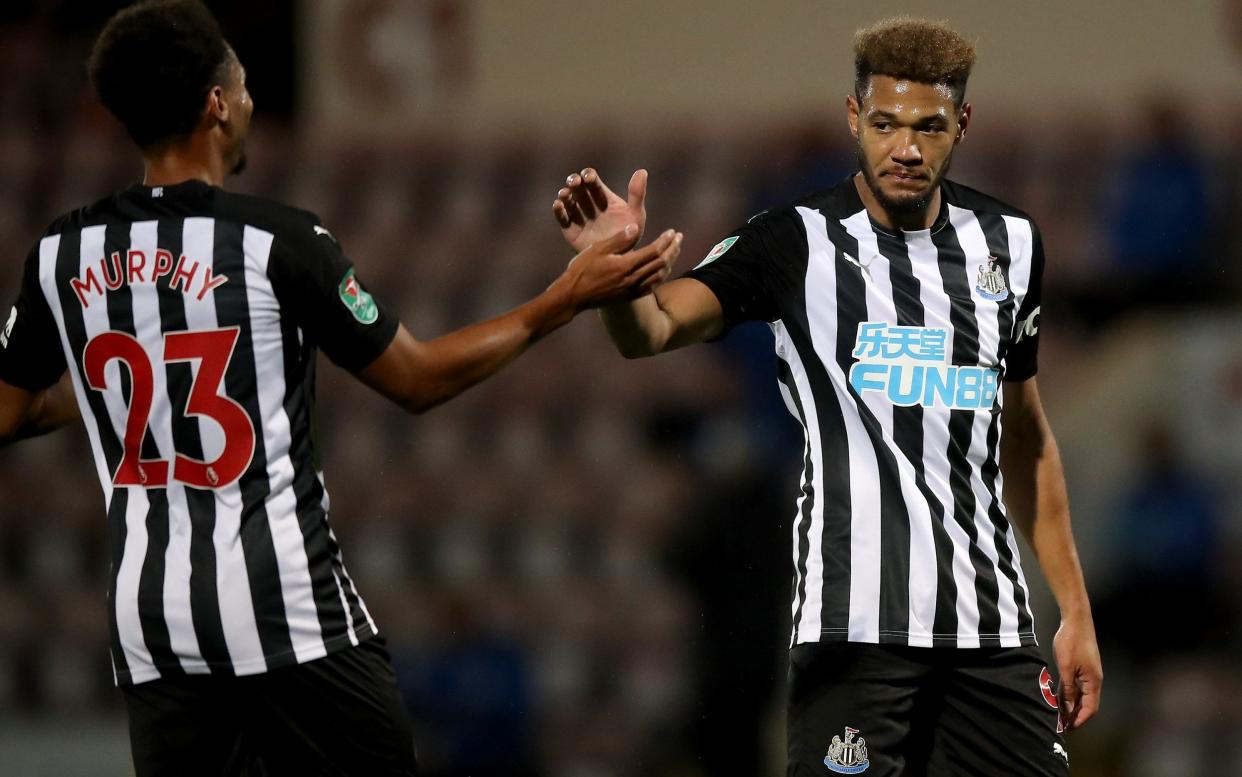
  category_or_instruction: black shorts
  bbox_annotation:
[787,643,1068,777]
[121,637,418,777]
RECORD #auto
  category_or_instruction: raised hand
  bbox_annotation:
[556,224,682,311]
[553,168,648,253]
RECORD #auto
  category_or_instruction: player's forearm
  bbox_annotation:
[373,285,576,414]
[0,376,78,447]
[598,294,673,358]
[1002,416,1092,620]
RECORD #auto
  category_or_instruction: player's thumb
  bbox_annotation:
[596,223,639,254]
[628,169,648,210]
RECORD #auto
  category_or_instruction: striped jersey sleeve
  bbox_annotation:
[264,218,398,372]
[682,210,807,336]
[1001,224,1044,382]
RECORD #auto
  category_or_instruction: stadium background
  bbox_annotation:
[1,1,1240,774]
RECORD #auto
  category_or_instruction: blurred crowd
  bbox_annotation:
[2,8,1242,777]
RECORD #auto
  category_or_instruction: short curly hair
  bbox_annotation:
[87,0,231,149]
[854,17,976,108]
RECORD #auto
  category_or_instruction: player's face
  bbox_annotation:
[848,75,969,216]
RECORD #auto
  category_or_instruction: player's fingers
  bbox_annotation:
[1072,685,1099,729]
[627,169,648,211]
[619,229,676,266]
[552,200,573,229]
[569,184,599,221]
[1056,669,1080,726]
[558,194,585,227]
[627,255,670,286]
[627,233,681,283]
[580,168,610,211]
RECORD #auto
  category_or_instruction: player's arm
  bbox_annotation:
[0,247,77,447]
[0,373,79,447]
[356,226,682,414]
[1001,377,1102,732]
[553,168,755,357]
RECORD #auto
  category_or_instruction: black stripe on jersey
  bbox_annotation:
[975,213,1036,637]
[776,214,852,637]
[156,217,233,672]
[210,220,295,661]
[777,357,815,639]
[828,230,910,640]
[52,230,131,679]
[325,525,373,641]
[281,329,353,644]
[105,491,132,681]
[103,221,182,676]
[931,224,1004,646]
[874,229,959,642]
[54,232,123,482]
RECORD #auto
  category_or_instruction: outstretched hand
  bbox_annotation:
[553,168,648,253]
[556,223,682,311]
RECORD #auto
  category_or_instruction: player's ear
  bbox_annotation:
[847,94,861,140]
[206,85,229,125]
[956,102,972,144]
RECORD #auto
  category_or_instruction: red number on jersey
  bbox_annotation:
[83,332,169,487]
[82,327,256,489]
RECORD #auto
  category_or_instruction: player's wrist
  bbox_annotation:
[1057,598,1094,625]
[529,275,579,337]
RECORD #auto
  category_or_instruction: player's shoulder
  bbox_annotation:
[941,179,1038,228]
[791,177,866,221]
[211,189,333,244]
[736,178,858,235]
[38,191,120,240]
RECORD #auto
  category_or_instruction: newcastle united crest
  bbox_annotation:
[974,257,1009,301]
[824,726,870,774]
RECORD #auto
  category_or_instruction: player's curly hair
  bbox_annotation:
[853,17,976,108]
[87,0,231,149]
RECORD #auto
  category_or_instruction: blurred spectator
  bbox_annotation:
[1095,420,1230,660]
[1073,96,1219,328]
[394,594,537,777]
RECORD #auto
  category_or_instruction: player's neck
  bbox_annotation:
[141,136,229,189]
[853,173,941,232]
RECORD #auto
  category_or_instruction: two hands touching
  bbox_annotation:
[552,168,675,308]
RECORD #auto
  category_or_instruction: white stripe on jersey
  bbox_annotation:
[902,230,982,647]
[327,522,378,640]
[1000,215,1038,627]
[38,234,115,503]
[772,319,826,645]
[129,220,209,672]
[242,225,328,664]
[73,225,160,681]
[798,206,884,644]
[839,213,940,647]
[316,472,363,645]
[182,216,267,673]
[947,205,1021,647]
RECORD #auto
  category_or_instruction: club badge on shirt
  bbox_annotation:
[338,269,379,325]
[975,257,1009,301]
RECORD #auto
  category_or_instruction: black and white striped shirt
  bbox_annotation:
[687,177,1044,649]
[0,180,398,684]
